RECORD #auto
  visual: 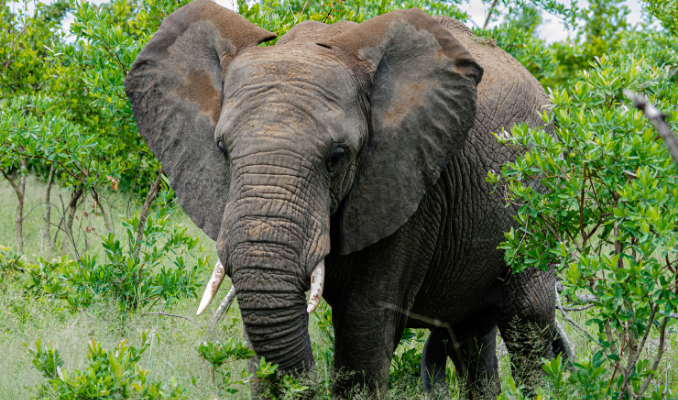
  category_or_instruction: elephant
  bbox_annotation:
[124,1,562,397]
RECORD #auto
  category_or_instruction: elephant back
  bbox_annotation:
[434,16,550,166]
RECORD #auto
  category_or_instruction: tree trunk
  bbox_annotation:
[15,157,27,254]
[1,159,27,253]
[133,168,164,258]
[44,163,55,252]
[64,186,84,250]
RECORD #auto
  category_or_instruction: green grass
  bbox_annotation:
[1,178,677,399]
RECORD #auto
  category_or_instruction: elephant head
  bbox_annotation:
[125,0,482,376]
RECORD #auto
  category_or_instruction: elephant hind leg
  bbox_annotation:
[421,328,450,399]
[446,324,500,399]
[497,266,557,393]
[421,316,500,399]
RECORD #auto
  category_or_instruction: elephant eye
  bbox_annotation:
[326,147,346,176]
[217,140,227,155]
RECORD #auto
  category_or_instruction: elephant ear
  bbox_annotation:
[125,0,275,241]
[327,8,483,254]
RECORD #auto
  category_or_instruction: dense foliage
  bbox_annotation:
[491,44,678,398]
[1,0,678,397]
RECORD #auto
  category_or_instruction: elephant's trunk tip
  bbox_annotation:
[196,259,226,315]
[306,259,325,314]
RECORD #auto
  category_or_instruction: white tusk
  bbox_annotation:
[306,260,325,314]
[196,259,226,315]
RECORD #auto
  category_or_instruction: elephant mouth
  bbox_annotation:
[195,258,325,315]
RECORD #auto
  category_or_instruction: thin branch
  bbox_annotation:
[17,151,82,182]
[625,90,678,167]
[21,201,48,222]
[561,304,594,312]
[53,193,67,245]
[125,175,139,219]
[568,293,678,320]
[637,317,669,397]
[300,0,310,14]
[91,188,113,234]
[483,0,499,29]
[141,312,202,328]
[618,302,659,400]
[555,285,596,343]
[0,168,21,196]
[555,286,579,355]
[44,163,55,251]
[579,164,587,242]
[606,321,622,389]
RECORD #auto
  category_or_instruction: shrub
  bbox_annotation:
[10,197,206,313]
[25,330,186,399]
[68,203,207,311]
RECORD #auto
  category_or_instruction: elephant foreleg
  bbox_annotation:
[331,298,406,398]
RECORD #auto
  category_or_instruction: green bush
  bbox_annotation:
[4,196,206,313]
[69,203,207,311]
[25,330,186,399]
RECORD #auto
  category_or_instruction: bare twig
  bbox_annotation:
[606,321,622,389]
[625,90,678,167]
[637,317,669,397]
[54,194,66,246]
[566,292,678,319]
[65,186,84,244]
[555,285,596,343]
[12,157,27,253]
[44,163,55,251]
[0,168,21,196]
[66,224,81,263]
[91,189,113,234]
[65,187,86,255]
[554,286,577,355]
[618,303,659,400]
[82,227,89,253]
[141,312,202,328]
[561,304,594,312]
[21,201,48,222]
[300,0,309,14]
[576,294,599,303]
[125,175,139,219]
[483,0,499,29]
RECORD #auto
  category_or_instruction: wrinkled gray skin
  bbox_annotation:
[125,2,560,397]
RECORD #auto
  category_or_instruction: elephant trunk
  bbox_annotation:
[218,151,330,373]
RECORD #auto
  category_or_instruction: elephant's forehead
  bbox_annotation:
[224,45,356,100]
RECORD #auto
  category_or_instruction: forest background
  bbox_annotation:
[1,0,678,398]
